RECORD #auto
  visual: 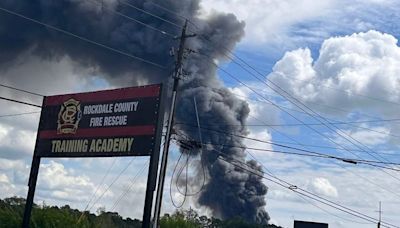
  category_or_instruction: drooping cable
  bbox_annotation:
[169,151,187,208]
[0,96,41,108]
[0,83,44,97]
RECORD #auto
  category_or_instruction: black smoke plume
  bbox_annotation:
[0,0,269,224]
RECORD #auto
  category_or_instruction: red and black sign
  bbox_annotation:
[35,84,163,157]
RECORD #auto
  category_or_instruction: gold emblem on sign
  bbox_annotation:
[57,98,82,134]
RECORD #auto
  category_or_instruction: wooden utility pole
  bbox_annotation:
[152,20,195,228]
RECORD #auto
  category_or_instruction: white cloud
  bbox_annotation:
[269,30,400,109]
[268,30,400,143]
[36,161,97,203]
[0,124,36,159]
[309,177,338,198]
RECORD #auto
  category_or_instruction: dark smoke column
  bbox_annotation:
[0,0,269,224]
[175,13,270,224]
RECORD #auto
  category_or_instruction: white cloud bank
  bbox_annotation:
[268,30,400,145]
[269,30,400,111]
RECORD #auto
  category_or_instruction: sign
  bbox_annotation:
[294,220,328,228]
[23,83,165,228]
[35,84,163,157]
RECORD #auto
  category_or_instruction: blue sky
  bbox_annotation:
[1,1,400,228]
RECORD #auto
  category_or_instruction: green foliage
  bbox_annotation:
[0,197,283,228]
[159,208,284,228]
[0,197,141,228]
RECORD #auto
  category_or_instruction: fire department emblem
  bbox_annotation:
[57,98,82,134]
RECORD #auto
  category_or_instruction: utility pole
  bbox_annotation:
[377,201,382,228]
[152,20,195,228]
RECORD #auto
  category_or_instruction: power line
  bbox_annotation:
[110,161,149,212]
[227,89,400,139]
[199,93,400,156]
[0,96,41,108]
[270,72,400,107]
[0,5,166,69]
[177,118,400,139]
[295,193,374,225]
[243,138,400,207]
[214,151,399,228]
[87,157,136,212]
[175,119,400,127]
[118,0,183,29]
[177,127,400,198]
[180,92,400,156]
[177,108,398,224]
[216,155,395,227]
[0,111,41,118]
[178,118,400,127]
[229,89,384,124]
[0,83,44,97]
[144,1,189,25]
[177,127,400,169]
[191,104,397,156]
[77,157,118,224]
[200,142,400,171]
[85,0,177,37]
[180,116,398,160]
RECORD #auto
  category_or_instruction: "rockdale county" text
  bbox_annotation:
[83,101,139,127]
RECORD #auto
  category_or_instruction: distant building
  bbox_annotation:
[294,220,329,228]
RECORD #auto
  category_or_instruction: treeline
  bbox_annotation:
[0,197,283,228]
[0,197,140,228]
